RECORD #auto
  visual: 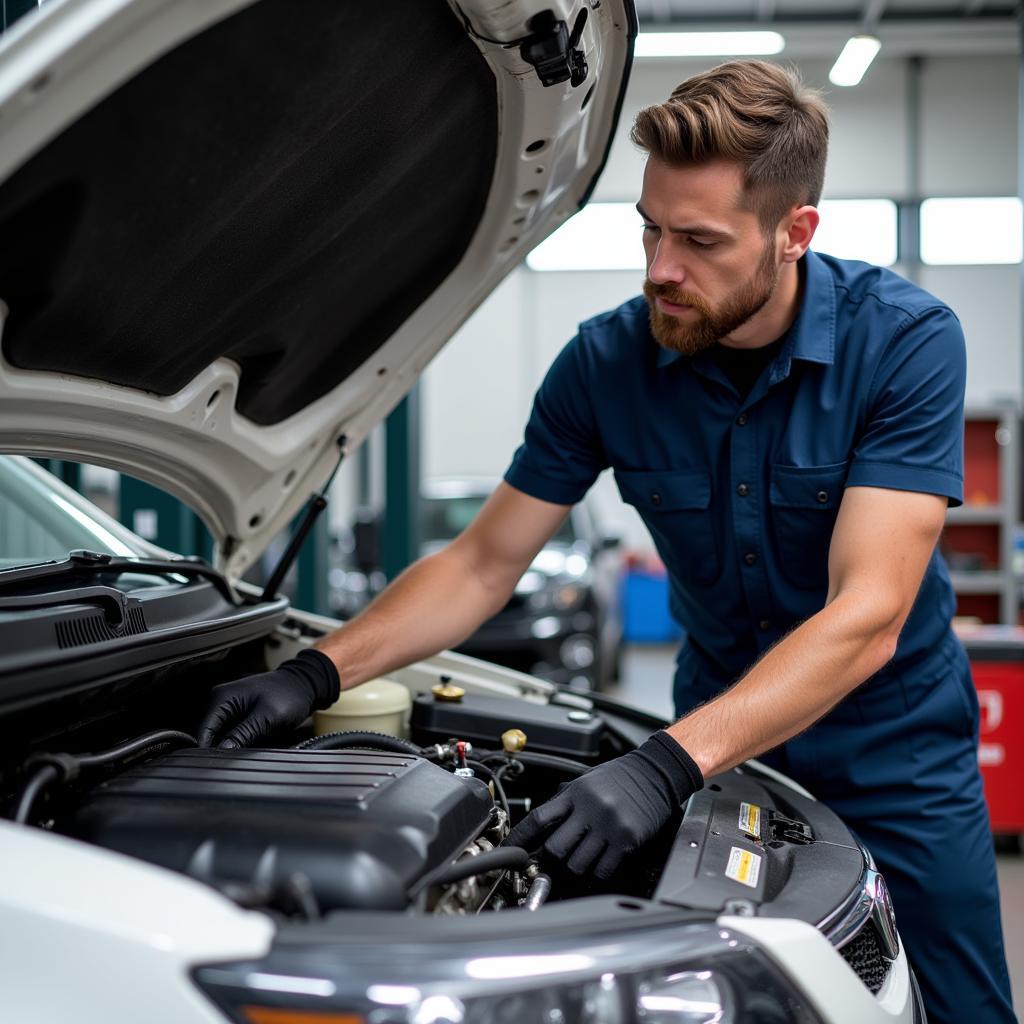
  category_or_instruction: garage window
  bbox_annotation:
[920,197,1023,265]
[527,199,898,271]
[814,199,897,267]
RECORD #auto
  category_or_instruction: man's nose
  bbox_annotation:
[647,238,686,286]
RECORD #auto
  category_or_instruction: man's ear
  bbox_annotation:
[779,205,819,263]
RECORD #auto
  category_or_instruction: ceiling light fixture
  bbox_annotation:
[828,35,881,86]
[635,31,785,58]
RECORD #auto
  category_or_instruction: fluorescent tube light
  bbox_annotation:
[635,31,784,58]
[828,35,881,87]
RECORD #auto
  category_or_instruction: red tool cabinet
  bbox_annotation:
[955,624,1024,833]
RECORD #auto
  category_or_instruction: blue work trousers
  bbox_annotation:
[673,630,1017,1024]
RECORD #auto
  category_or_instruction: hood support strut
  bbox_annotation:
[261,436,347,603]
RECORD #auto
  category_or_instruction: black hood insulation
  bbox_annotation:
[0,0,498,425]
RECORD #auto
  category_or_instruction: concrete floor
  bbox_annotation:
[610,643,1023,1014]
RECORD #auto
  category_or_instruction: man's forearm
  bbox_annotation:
[314,548,514,690]
[667,589,900,777]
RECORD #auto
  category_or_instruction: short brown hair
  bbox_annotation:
[631,60,829,232]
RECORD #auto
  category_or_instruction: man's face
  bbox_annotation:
[639,157,782,355]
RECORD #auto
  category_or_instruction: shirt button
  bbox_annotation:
[816,490,829,504]
[736,413,748,426]
[651,492,662,506]
[737,483,749,497]
[744,553,757,566]
[759,619,771,631]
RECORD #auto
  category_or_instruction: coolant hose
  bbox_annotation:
[482,749,590,777]
[77,730,197,768]
[293,730,424,756]
[13,765,61,825]
[14,729,197,825]
[412,846,531,896]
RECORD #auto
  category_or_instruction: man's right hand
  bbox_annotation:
[197,648,340,749]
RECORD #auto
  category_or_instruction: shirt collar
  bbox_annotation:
[654,249,837,375]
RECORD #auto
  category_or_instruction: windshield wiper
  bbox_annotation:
[0,549,241,606]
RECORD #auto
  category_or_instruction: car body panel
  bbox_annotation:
[420,478,624,687]
[0,819,273,1024]
[0,0,635,578]
[722,915,918,1024]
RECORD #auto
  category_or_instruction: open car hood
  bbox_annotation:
[0,0,635,578]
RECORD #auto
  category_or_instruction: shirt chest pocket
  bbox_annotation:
[769,461,849,591]
[613,468,720,586]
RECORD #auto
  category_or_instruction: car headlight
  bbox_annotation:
[636,968,730,1022]
[514,571,547,597]
[528,581,585,614]
[193,918,823,1024]
[560,633,595,669]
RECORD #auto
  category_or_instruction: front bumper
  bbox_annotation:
[722,914,921,1024]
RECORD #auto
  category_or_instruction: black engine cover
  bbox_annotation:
[62,747,493,911]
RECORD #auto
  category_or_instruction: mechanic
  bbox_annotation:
[198,61,1016,1024]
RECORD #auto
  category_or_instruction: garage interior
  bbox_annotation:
[2,0,1022,1017]
[421,4,1024,1009]
[419,6,1024,1006]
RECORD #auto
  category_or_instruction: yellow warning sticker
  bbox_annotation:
[738,802,762,838]
[725,846,762,888]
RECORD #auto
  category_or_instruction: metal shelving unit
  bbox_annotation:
[944,405,1021,624]
[946,505,1005,526]
[949,571,1008,595]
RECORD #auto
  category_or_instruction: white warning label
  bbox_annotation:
[738,801,762,838]
[725,846,762,889]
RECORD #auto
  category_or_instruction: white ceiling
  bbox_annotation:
[632,0,1021,57]
[634,0,1015,20]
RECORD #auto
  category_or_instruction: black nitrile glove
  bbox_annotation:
[196,649,340,749]
[504,731,703,879]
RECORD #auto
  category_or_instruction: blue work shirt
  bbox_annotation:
[504,250,966,692]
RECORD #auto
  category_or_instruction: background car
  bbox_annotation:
[330,479,625,690]
[424,478,624,690]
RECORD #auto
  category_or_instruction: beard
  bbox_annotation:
[643,241,780,357]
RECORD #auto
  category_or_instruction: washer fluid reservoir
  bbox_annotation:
[314,676,412,738]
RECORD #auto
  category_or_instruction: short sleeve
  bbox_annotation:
[846,306,966,506]
[504,334,608,505]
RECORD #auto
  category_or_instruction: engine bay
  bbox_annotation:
[25,701,648,919]
[5,672,871,930]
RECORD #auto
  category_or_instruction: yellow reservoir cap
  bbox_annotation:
[431,682,465,702]
[501,728,527,753]
[314,677,411,738]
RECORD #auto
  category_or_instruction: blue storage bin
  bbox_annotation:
[622,569,684,643]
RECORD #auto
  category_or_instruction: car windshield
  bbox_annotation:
[422,494,576,544]
[0,456,146,569]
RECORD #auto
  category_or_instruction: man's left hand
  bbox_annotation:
[504,731,703,879]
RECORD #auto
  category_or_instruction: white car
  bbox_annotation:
[0,2,924,1022]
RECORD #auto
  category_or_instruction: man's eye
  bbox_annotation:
[642,223,659,233]
[687,237,717,249]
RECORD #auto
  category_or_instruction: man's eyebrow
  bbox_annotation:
[635,202,733,240]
